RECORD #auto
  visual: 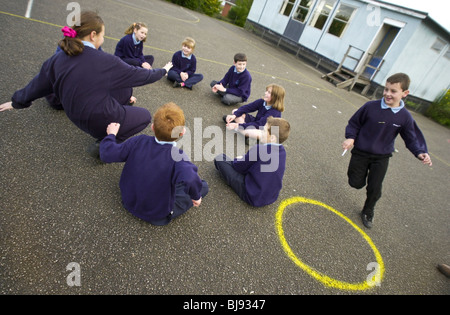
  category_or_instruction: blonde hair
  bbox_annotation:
[58,11,104,56]
[267,84,285,112]
[153,103,186,142]
[124,22,148,42]
[182,37,196,51]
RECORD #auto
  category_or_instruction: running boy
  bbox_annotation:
[342,73,432,228]
[100,102,208,226]
[214,117,290,207]
[167,37,203,89]
[210,53,252,106]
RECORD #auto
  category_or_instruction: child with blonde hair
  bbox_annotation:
[167,37,203,89]
[115,22,154,69]
[224,84,285,141]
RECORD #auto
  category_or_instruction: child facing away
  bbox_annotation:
[224,84,285,141]
[342,73,432,229]
[210,53,252,106]
[100,102,209,226]
[214,117,290,207]
[167,37,203,89]
[115,22,154,69]
[0,11,172,158]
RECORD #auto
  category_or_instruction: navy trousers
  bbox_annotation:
[347,149,391,218]
[149,181,209,226]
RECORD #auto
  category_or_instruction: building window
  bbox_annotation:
[280,0,296,17]
[431,38,446,53]
[445,48,450,60]
[293,0,315,23]
[328,4,356,37]
[309,0,336,30]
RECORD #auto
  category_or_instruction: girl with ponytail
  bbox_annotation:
[115,22,154,69]
[0,11,173,158]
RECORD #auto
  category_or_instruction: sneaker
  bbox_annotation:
[173,81,181,88]
[361,212,373,228]
[87,140,101,158]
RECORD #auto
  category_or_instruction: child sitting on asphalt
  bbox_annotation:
[214,116,290,207]
[210,53,252,106]
[100,102,208,226]
[223,84,285,142]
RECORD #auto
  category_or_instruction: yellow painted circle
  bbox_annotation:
[276,196,385,291]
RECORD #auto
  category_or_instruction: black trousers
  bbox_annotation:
[347,149,391,218]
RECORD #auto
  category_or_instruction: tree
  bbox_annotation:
[228,0,253,27]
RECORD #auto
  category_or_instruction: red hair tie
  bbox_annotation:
[62,26,77,38]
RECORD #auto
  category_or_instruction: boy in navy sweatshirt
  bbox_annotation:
[100,102,208,226]
[342,73,432,228]
[210,53,252,106]
[214,117,290,207]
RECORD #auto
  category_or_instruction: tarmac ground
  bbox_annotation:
[0,0,449,297]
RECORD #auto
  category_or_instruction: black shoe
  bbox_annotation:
[87,140,101,158]
[173,81,181,88]
[361,212,373,229]
[437,264,450,278]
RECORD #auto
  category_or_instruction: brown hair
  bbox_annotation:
[266,116,290,144]
[267,84,285,112]
[124,22,148,42]
[153,102,186,142]
[234,53,247,63]
[387,73,410,91]
[58,11,104,56]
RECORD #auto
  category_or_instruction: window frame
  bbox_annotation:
[292,0,316,23]
[327,3,357,38]
[309,0,336,30]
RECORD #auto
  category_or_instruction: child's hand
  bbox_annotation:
[215,83,226,92]
[342,138,354,150]
[226,122,239,131]
[226,114,236,123]
[106,122,120,136]
[180,72,189,82]
[192,198,202,207]
[142,62,152,70]
[0,102,13,112]
[418,153,432,166]
[163,62,173,73]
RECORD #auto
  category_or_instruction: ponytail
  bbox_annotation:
[58,11,104,56]
[124,22,148,42]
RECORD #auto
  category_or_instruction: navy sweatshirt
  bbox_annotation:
[345,100,428,156]
[233,99,282,129]
[114,34,146,65]
[170,50,198,77]
[11,46,166,140]
[233,144,286,207]
[100,134,204,222]
[218,66,252,101]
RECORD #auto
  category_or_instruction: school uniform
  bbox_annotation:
[233,99,282,129]
[100,134,209,225]
[115,33,154,67]
[211,66,252,105]
[345,99,429,217]
[167,50,203,88]
[11,44,167,142]
[214,143,286,207]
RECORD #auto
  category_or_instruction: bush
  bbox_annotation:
[228,0,253,27]
[425,90,450,128]
[165,0,221,17]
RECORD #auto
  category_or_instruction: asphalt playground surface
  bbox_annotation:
[0,0,449,296]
